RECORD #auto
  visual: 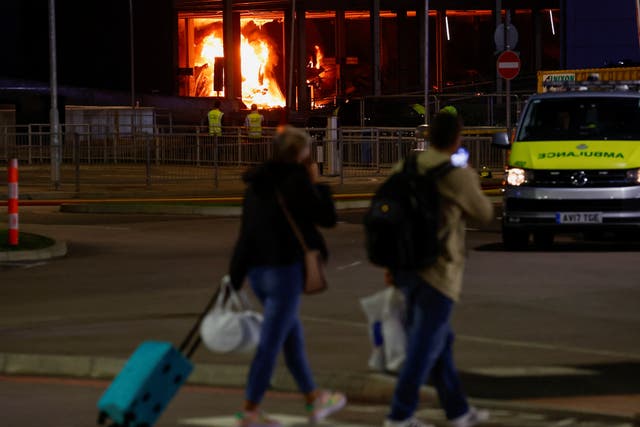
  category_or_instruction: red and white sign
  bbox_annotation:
[497,50,521,80]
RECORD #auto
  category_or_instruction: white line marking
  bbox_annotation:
[466,366,598,378]
[336,261,362,271]
[20,262,48,269]
[298,317,640,360]
[179,414,372,427]
[498,62,520,68]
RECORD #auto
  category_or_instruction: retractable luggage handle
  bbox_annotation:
[178,277,228,358]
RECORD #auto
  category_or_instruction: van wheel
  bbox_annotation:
[503,228,530,250]
[533,232,554,249]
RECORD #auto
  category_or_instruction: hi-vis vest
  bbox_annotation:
[246,112,263,139]
[208,109,223,136]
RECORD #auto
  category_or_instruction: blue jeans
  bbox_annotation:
[389,271,469,421]
[246,263,316,404]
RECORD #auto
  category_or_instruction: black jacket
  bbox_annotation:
[229,161,337,288]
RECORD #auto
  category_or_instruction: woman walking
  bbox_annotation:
[229,126,346,427]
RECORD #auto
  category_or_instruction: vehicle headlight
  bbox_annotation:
[626,168,640,184]
[506,168,530,186]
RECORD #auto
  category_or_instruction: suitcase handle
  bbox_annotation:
[178,276,227,356]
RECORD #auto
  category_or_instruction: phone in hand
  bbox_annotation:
[451,147,469,168]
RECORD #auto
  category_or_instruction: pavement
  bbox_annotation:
[0,163,504,202]
[3,375,636,427]
[0,207,639,426]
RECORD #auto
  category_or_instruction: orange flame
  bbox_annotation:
[314,45,323,70]
[195,21,285,108]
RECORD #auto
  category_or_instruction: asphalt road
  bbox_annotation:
[1,207,639,411]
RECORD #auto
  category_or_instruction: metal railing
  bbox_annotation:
[0,125,505,191]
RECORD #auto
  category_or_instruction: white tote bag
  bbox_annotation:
[200,276,263,354]
[360,287,407,373]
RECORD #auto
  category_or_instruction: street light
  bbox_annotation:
[48,0,60,190]
[129,0,135,108]
[424,0,430,125]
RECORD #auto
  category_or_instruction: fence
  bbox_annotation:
[0,125,505,191]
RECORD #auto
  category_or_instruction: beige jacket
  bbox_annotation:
[397,149,494,302]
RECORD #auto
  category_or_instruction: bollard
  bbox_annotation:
[7,158,19,246]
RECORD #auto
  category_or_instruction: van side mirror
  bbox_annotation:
[492,132,511,149]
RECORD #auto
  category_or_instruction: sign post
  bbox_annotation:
[497,50,521,131]
[7,159,19,246]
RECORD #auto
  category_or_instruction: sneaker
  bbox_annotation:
[449,407,490,427]
[236,411,282,427]
[307,390,347,423]
[383,417,435,427]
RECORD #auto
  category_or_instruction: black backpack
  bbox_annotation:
[364,153,454,270]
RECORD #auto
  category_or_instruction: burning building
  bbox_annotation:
[176,0,562,111]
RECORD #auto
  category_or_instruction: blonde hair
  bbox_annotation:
[272,126,311,163]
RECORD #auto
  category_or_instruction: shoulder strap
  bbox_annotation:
[276,191,309,253]
[403,152,420,175]
[428,161,455,179]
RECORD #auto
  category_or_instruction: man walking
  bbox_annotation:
[384,112,494,427]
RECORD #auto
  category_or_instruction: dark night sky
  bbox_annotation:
[0,0,174,94]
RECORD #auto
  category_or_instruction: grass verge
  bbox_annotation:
[0,231,55,251]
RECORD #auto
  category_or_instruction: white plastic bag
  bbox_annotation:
[200,276,263,354]
[359,287,407,373]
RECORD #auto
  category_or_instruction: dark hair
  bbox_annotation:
[213,100,221,109]
[429,112,463,149]
[272,126,311,163]
[251,104,258,111]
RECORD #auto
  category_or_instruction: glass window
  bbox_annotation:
[517,97,640,141]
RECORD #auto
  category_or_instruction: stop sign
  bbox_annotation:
[497,50,521,80]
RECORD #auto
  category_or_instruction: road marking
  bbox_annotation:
[466,366,598,378]
[337,261,362,271]
[456,334,640,361]
[0,261,48,269]
[179,414,372,427]
[298,317,640,361]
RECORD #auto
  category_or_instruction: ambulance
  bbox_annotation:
[494,79,640,249]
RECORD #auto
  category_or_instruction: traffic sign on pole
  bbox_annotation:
[497,50,521,80]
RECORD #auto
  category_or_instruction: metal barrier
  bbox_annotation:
[0,125,505,191]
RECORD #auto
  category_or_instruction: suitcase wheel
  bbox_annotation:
[98,411,109,425]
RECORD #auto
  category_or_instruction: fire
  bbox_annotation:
[195,20,285,108]
[314,45,323,70]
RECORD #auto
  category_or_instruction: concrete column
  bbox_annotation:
[186,18,195,96]
[223,0,241,101]
[418,0,426,91]
[296,4,308,111]
[285,6,293,109]
[371,0,381,96]
[335,7,346,98]
[397,9,408,92]
[232,12,242,100]
[435,10,444,92]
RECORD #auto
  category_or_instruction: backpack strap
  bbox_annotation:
[428,161,455,179]
[403,151,420,175]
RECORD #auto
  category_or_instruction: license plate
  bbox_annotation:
[555,212,603,224]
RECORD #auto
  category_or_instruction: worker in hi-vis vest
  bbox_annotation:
[208,100,224,136]
[244,104,264,140]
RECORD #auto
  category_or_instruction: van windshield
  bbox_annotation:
[517,97,640,141]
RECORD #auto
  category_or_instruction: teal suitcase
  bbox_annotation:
[97,288,219,427]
